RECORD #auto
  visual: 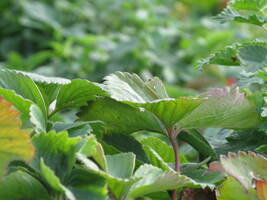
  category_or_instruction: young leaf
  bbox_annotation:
[220,151,267,190]
[177,88,260,129]
[0,97,34,178]
[0,170,51,200]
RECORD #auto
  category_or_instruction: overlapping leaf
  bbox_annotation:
[0,97,34,178]
[177,88,260,129]
[0,69,47,116]
[220,151,267,190]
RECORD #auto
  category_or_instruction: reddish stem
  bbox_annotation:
[167,128,180,200]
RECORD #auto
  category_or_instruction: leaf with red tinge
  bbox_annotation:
[0,97,35,179]
[256,180,267,200]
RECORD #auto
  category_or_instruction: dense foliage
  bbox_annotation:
[1,0,267,200]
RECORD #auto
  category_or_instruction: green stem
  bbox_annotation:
[168,128,180,200]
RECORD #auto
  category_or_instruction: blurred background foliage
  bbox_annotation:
[0,0,265,91]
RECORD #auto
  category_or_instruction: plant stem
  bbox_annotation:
[167,128,180,200]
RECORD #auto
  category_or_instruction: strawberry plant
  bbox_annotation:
[0,0,267,199]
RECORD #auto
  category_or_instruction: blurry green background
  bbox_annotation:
[0,0,264,94]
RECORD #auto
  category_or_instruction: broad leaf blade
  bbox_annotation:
[77,97,165,134]
[0,170,50,200]
[178,88,260,129]
[0,97,34,178]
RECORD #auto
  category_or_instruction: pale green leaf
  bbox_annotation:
[178,88,260,129]
[221,151,267,190]
[30,104,47,133]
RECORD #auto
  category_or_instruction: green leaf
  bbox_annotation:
[130,97,203,128]
[217,176,258,200]
[0,170,51,200]
[18,70,70,85]
[181,163,225,189]
[215,8,267,26]
[55,79,108,113]
[198,41,267,73]
[104,71,169,103]
[140,137,174,163]
[230,0,267,12]
[177,88,260,129]
[128,164,196,198]
[207,129,267,155]
[103,133,149,163]
[104,72,203,129]
[142,145,171,170]
[77,97,165,134]
[77,153,140,200]
[198,43,240,70]
[0,97,34,178]
[53,121,93,137]
[178,129,217,161]
[67,168,108,200]
[0,69,47,116]
[220,151,267,189]
[106,152,136,179]
[0,87,32,118]
[17,71,69,107]
[40,159,75,200]
[30,104,47,133]
[238,44,267,72]
[31,131,82,180]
